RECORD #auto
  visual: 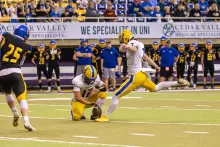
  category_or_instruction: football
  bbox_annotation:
[90,104,102,120]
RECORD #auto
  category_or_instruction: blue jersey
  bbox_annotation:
[159,47,179,67]
[101,47,119,68]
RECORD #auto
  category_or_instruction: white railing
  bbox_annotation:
[1,16,220,23]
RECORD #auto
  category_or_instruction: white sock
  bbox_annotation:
[96,98,105,108]
[5,94,15,103]
[105,95,119,117]
[20,100,28,110]
[155,81,178,91]
[23,116,29,123]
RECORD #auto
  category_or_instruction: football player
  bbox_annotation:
[95,30,190,122]
[176,43,188,81]
[96,39,106,79]
[148,41,160,84]
[31,44,49,92]
[0,25,35,131]
[186,42,200,89]
[201,40,216,89]
[90,43,99,70]
[47,40,62,92]
[71,65,107,121]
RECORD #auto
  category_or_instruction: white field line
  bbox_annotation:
[73,136,98,139]
[0,137,141,147]
[130,133,155,137]
[184,131,209,134]
[55,109,69,111]
[0,115,220,127]
[160,106,177,108]
[195,105,211,107]
[27,97,142,101]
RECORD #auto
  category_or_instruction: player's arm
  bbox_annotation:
[31,56,36,65]
[212,49,216,60]
[143,53,160,71]
[200,52,204,70]
[83,48,92,58]
[74,91,95,105]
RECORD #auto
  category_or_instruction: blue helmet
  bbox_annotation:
[50,40,57,45]
[206,40,212,45]
[14,25,29,41]
[153,41,159,45]
[39,44,45,48]
[90,43,96,47]
[179,43,185,47]
[99,38,106,43]
[160,36,167,41]
[115,71,121,78]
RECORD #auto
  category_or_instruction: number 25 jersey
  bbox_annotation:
[0,32,32,69]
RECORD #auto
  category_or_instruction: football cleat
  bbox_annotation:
[95,116,109,122]
[178,79,190,87]
[24,122,36,131]
[211,85,215,89]
[193,84,196,89]
[203,85,208,89]
[13,114,19,127]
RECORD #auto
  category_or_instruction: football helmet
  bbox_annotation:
[178,43,185,52]
[14,25,29,41]
[83,65,97,85]
[118,29,133,44]
[205,40,212,50]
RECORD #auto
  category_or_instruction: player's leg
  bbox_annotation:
[71,101,85,121]
[97,61,102,80]
[12,73,35,131]
[210,65,215,89]
[180,64,185,79]
[187,66,192,85]
[74,61,78,77]
[193,65,198,89]
[96,73,140,122]
[47,66,53,92]
[1,76,19,127]
[176,65,180,80]
[37,67,43,91]
[42,65,49,88]
[55,66,61,92]
[159,67,165,82]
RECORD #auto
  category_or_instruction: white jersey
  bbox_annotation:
[126,40,144,75]
[72,74,104,100]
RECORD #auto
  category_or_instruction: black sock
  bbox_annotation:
[39,82,42,89]
[48,81,52,87]
[57,80,60,86]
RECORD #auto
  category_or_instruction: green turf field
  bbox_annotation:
[0,90,220,147]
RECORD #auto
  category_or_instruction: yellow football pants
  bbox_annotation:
[114,71,156,98]
[71,92,106,121]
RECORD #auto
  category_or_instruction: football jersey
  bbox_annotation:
[187,50,201,64]
[33,51,48,66]
[177,51,187,65]
[47,48,61,67]
[0,32,32,70]
[72,74,104,100]
[126,40,144,75]
[148,48,160,64]
[202,48,216,65]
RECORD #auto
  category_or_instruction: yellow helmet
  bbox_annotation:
[83,65,97,85]
[118,29,133,44]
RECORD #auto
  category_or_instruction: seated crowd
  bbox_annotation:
[0,0,219,22]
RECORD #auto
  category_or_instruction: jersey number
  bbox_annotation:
[152,53,158,61]
[82,88,93,98]
[191,54,196,62]
[180,57,185,63]
[3,44,23,63]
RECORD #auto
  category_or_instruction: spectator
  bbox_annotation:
[51,6,61,22]
[36,0,49,21]
[45,0,52,15]
[166,0,176,16]
[141,0,154,17]
[101,40,121,91]
[189,3,201,21]
[17,2,26,22]
[65,1,73,12]
[0,2,8,17]
[163,6,173,22]
[6,2,13,16]
[12,1,18,13]
[198,0,209,16]
[76,4,86,21]
[57,0,65,14]
[85,1,99,22]
[179,0,189,13]
[207,3,220,21]
[29,0,37,20]
[149,0,157,7]
[152,5,163,22]
[10,8,18,23]
[75,39,92,76]
[26,8,34,22]
[61,9,71,22]
[173,3,186,22]
[104,1,117,22]
[158,0,166,13]
[69,6,79,21]
[127,0,143,17]
[159,40,179,83]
